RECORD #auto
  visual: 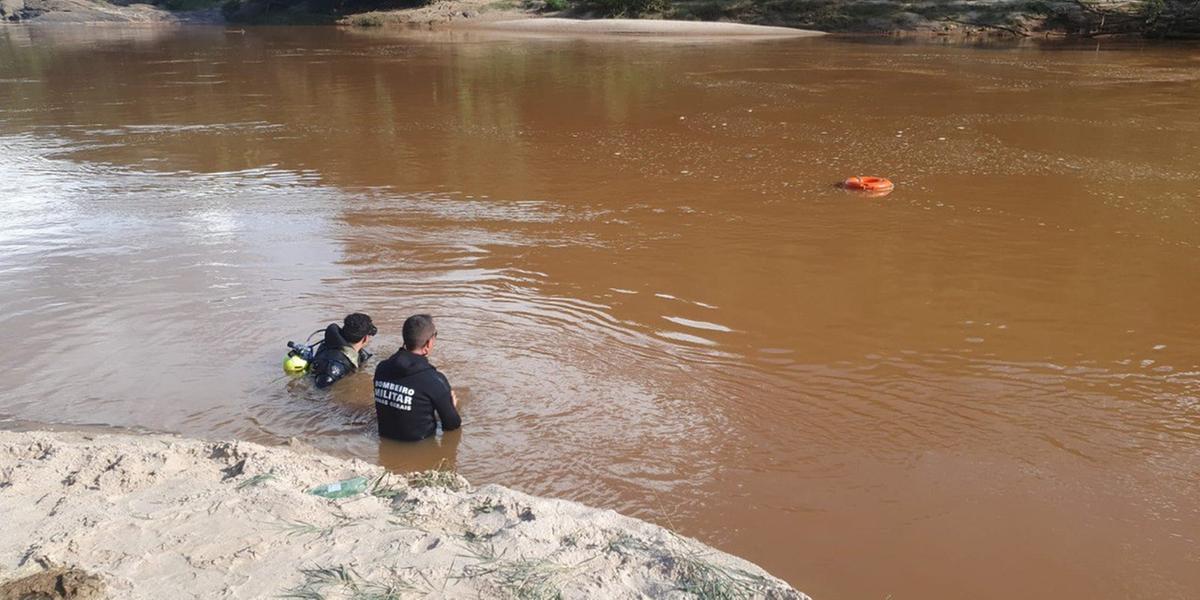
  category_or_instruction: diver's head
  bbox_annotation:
[342,312,377,350]
[402,314,437,355]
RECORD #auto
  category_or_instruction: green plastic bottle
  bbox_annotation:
[309,476,368,499]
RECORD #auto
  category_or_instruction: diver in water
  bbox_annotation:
[309,313,377,389]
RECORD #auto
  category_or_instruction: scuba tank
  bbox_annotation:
[283,342,312,373]
[283,330,324,374]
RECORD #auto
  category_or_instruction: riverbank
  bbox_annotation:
[0,0,218,23]
[4,0,1199,38]
[0,430,805,599]
[334,0,1200,37]
[463,17,822,36]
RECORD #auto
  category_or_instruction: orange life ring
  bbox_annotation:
[841,176,894,194]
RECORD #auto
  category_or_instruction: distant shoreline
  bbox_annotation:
[0,429,806,599]
[4,0,1199,39]
[460,17,823,37]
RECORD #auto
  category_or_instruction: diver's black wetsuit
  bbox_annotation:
[373,350,460,441]
[310,323,370,389]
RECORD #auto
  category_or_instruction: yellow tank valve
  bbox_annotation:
[283,354,309,373]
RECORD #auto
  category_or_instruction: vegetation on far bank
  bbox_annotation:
[3,0,1198,38]
[229,0,1200,38]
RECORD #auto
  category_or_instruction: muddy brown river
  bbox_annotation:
[2,25,1199,599]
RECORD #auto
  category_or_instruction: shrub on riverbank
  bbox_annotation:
[521,0,1200,37]
[220,0,429,24]
[157,0,221,10]
[665,0,1199,37]
[575,0,670,17]
[1144,0,1200,37]
[6,0,1195,37]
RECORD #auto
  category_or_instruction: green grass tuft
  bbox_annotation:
[281,564,417,600]
[370,472,408,499]
[669,548,775,600]
[472,497,503,515]
[236,472,276,490]
[407,460,467,491]
[275,513,352,540]
[455,542,598,600]
[606,533,655,557]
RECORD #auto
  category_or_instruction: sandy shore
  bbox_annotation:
[0,430,806,599]
[465,18,823,37]
[336,1,825,36]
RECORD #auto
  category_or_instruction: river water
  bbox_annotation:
[2,25,1198,599]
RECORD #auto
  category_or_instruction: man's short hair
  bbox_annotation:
[402,314,437,350]
[342,313,376,344]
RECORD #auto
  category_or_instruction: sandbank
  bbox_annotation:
[0,430,807,599]
[468,18,824,37]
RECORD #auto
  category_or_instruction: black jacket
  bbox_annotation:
[373,350,460,441]
[310,324,369,389]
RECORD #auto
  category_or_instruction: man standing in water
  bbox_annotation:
[373,314,461,441]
